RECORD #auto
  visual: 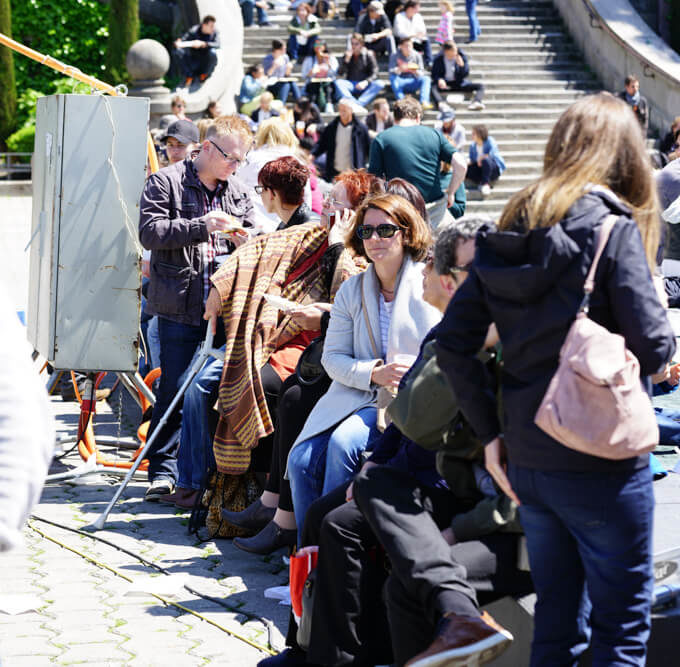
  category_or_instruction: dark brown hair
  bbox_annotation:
[386,178,427,221]
[471,124,488,142]
[258,156,309,206]
[347,193,432,261]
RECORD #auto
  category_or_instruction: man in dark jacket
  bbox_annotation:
[617,74,648,133]
[356,0,394,57]
[173,15,221,88]
[334,33,384,108]
[365,96,394,140]
[313,99,370,181]
[138,115,255,501]
[431,40,485,111]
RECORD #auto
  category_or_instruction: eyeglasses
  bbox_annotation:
[355,223,401,241]
[254,184,267,194]
[210,140,245,167]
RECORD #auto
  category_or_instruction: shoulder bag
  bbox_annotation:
[534,215,659,459]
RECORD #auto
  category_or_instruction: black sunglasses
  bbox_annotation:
[355,223,401,241]
[254,184,267,194]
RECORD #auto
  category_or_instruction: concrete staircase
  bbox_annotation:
[241,0,601,219]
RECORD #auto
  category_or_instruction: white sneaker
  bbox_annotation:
[480,184,491,197]
[468,100,485,111]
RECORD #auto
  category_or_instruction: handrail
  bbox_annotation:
[579,0,680,85]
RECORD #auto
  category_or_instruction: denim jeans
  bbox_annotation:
[240,0,268,26]
[334,79,385,107]
[175,47,218,79]
[288,407,379,543]
[268,80,301,103]
[390,74,431,103]
[175,351,224,491]
[287,34,317,62]
[655,406,680,446]
[508,463,654,667]
[146,317,207,483]
[465,0,481,41]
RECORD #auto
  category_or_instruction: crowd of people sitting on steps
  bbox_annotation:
[119,3,680,666]
[169,2,502,200]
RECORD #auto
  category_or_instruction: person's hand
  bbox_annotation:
[328,207,354,245]
[438,78,447,89]
[345,49,353,61]
[203,287,222,335]
[174,38,181,48]
[370,362,410,389]
[455,54,464,67]
[346,461,378,501]
[484,437,520,506]
[441,527,457,545]
[365,34,376,43]
[227,228,249,248]
[477,159,482,167]
[193,40,205,48]
[447,189,456,208]
[204,210,238,234]
[652,363,672,385]
[356,80,368,91]
[670,363,680,386]
[289,302,332,329]
[306,123,317,136]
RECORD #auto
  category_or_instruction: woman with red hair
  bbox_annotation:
[222,170,384,554]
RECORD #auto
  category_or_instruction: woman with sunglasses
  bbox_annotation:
[287,193,441,540]
[223,170,383,554]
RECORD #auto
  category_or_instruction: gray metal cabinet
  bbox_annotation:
[27,94,149,371]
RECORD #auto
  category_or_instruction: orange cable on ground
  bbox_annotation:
[0,31,159,173]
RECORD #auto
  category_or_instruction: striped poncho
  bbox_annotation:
[210,222,362,474]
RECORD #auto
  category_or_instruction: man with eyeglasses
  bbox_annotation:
[139,115,255,502]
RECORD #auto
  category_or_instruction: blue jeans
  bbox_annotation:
[334,79,384,107]
[288,407,379,542]
[176,351,224,491]
[146,317,206,483]
[268,80,301,103]
[508,463,654,666]
[287,34,317,62]
[466,0,481,41]
[655,406,680,446]
[239,0,269,26]
[390,74,431,104]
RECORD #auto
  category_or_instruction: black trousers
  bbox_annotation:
[385,534,534,666]
[466,158,500,186]
[250,363,283,473]
[264,372,331,511]
[431,78,485,105]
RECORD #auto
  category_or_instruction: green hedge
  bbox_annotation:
[0,0,17,146]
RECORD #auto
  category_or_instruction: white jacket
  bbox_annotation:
[290,256,441,450]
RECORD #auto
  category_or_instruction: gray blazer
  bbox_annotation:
[290,256,441,450]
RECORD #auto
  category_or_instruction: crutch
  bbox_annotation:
[89,329,225,530]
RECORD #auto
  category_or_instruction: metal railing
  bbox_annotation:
[0,152,32,179]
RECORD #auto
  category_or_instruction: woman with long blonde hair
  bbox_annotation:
[435,92,675,666]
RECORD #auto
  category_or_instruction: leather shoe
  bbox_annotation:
[160,487,199,509]
[405,611,513,666]
[233,520,297,555]
[221,498,275,531]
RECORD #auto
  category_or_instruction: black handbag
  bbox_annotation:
[294,311,331,386]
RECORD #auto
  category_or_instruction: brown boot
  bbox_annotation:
[405,611,513,667]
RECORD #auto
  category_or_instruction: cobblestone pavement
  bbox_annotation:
[0,385,289,666]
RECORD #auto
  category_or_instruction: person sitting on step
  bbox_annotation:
[173,15,221,88]
[466,124,505,198]
[431,40,485,112]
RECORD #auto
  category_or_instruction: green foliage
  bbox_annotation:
[6,123,35,154]
[10,0,109,95]
[106,0,139,85]
[0,0,17,145]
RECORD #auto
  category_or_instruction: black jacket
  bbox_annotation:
[365,111,394,134]
[431,49,469,86]
[435,189,675,472]
[139,159,254,325]
[337,48,378,83]
[313,116,370,181]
